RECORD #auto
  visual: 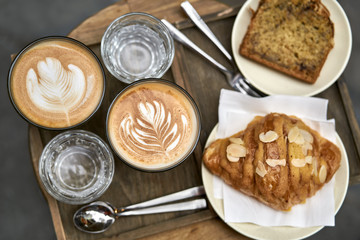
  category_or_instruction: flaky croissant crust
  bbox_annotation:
[203,113,341,211]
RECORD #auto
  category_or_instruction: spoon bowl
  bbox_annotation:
[73,201,116,234]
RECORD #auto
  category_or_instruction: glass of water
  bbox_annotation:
[39,130,114,205]
[101,12,175,84]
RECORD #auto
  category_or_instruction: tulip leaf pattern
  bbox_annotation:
[119,100,188,157]
[26,57,86,124]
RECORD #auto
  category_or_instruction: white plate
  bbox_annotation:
[201,124,349,240]
[231,0,352,96]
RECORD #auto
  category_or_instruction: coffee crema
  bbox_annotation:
[9,37,104,129]
[107,80,200,171]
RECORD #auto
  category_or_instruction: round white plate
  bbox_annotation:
[201,124,349,240]
[231,0,352,96]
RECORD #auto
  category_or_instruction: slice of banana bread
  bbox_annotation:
[239,0,334,84]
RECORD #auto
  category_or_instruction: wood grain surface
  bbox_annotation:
[68,0,228,46]
[27,0,360,239]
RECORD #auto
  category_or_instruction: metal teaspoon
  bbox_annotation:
[73,186,205,233]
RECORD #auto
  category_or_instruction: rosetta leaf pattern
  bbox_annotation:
[119,100,187,156]
[26,57,86,122]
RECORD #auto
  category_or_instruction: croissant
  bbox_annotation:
[202,113,341,211]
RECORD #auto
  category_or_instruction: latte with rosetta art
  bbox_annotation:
[107,80,200,171]
[9,37,104,129]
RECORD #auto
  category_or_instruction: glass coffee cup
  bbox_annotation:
[8,36,105,130]
[106,79,201,172]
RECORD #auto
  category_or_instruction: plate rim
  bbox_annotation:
[231,0,352,96]
[201,124,349,240]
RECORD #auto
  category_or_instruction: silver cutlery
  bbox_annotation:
[180,1,264,97]
[162,19,262,97]
[181,1,233,63]
[73,186,205,233]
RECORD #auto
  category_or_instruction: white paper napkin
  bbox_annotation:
[213,89,336,227]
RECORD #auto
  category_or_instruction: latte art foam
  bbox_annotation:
[26,57,87,124]
[9,38,104,129]
[107,81,200,171]
[119,100,188,158]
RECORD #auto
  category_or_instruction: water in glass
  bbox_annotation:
[106,24,167,80]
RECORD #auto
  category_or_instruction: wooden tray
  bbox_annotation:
[28,1,360,240]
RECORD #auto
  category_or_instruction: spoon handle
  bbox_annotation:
[181,1,233,62]
[123,186,205,211]
[118,199,207,216]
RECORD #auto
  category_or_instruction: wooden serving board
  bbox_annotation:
[27,0,360,239]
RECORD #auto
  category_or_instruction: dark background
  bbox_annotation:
[1,0,359,239]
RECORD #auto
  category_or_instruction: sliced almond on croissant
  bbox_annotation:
[229,137,244,145]
[266,159,286,167]
[259,130,278,143]
[256,161,267,177]
[226,143,246,158]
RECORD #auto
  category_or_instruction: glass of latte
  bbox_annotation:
[101,12,174,84]
[106,79,201,172]
[8,36,105,130]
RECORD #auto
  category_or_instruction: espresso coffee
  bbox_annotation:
[8,37,104,129]
[107,80,200,171]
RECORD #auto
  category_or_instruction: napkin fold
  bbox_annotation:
[213,89,336,227]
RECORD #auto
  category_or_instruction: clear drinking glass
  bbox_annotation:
[101,12,174,84]
[39,130,114,205]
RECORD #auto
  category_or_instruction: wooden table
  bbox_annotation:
[27,0,360,239]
